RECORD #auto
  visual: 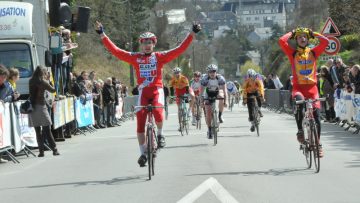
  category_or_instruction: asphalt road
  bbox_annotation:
[0,104,360,203]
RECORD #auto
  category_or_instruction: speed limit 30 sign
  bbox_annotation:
[324,36,341,55]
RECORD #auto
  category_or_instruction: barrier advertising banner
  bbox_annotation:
[65,97,75,124]
[53,99,66,129]
[12,102,37,149]
[0,103,12,149]
[75,99,95,128]
[115,97,123,119]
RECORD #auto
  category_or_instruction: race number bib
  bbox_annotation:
[139,63,157,83]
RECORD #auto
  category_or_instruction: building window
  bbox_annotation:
[255,17,259,21]
[272,16,276,20]
[246,17,251,21]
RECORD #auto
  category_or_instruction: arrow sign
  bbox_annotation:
[177,177,239,203]
[321,17,341,37]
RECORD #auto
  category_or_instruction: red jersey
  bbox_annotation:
[102,34,194,88]
[278,32,328,88]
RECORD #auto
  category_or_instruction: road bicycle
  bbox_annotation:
[296,97,326,173]
[194,95,203,130]
[133,104,164,180]
[170,95,190,136]
[248,95,261,137]
[204,97,224,145]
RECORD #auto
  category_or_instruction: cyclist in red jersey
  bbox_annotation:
[96,21,201,167]
[279,27,328,157]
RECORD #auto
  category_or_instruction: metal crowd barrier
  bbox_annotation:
[264,89,293,114]
[121,96,139,120]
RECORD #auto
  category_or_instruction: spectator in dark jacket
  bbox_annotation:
[265,74,276,89]
[29,66,60,157]
[319,66,335,122]
[350,64,360,94]
[103,78,115,127]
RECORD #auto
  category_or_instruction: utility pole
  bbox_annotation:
[128,0,134,87]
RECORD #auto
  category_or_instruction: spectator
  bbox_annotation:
[272,74,284,90]
[319,66,335,122]
[349,64,360,94]
[28,66,60,157]
[0,65,19,163]
[331,58,347,89]
[8,68,20,90]
[121,85,128,97]
[103,78,115,127]
[93,81,105,129]
[132,85,139,96]
[265,74,276,89]
[325,59,334,69]
[284,75,292,91]
[0,65,19,103]
[89,71,96,83]
[112,77,120,125]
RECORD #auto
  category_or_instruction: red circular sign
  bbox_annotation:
[324,36,341,55]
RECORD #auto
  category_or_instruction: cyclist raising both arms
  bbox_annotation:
[279,27,328,157]
[242,69,265,132]
[190,71,202,125]
[96,21,201,167]
[169,67,195,130]
[200,64,227,139]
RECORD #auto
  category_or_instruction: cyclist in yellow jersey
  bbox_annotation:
[169,67,195,129]
[242,69,265,132]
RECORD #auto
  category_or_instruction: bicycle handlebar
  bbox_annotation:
[295,97,326,105]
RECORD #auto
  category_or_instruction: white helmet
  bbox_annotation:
[172,67,181,73]
[206,64,218,72]
[138,32,157,44]
[247,69,257,79]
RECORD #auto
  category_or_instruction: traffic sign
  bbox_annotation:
[321,17,341,37]
[324,36,341,55]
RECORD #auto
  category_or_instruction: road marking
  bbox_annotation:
[177,177,239,203]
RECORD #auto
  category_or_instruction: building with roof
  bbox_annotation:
[197,11,238,38]
[223,0,297,29]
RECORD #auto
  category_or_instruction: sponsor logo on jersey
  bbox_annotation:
[299,69,312,75]
[298,60,313,65]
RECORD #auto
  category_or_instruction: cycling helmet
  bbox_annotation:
[293,27,311,39]
[139,32,157,44]
[172,67,181,73]
[193,71,201,77]
[247,69,257,79]
[206,64,218,72]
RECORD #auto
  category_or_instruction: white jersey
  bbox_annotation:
[226,81,238,94]
[200,74,226,98]
[190,80,201,92]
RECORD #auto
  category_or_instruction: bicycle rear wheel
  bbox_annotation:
[311,122,320,173]
[254,107,260,137]
[302,120,312,169]
[230,97,234,111]
[179,108,184,136]
[212,110,218,145]
[146,127,153,180]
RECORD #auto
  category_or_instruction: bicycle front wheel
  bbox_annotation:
[179,109,185,136]
[212,110,218,145]
[146,127,154,180]
[311,122,320,173]
[302,120,312,169]
[196,103,201,130]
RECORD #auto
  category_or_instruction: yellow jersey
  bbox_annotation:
[170,74,189,89]
[242,78,264,99]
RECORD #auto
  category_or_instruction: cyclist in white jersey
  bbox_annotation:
[226,81,238,106]
[200,64,228,139]
[190,71,202,125]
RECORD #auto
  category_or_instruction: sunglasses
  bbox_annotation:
[209,70,216,73]
[141,40,154,45]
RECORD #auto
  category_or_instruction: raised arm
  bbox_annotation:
[278,32,295,58]
[311,32,329,58]
[158,33,195,64]
[96,21,136,64]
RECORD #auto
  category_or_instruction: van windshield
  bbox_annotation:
[0,43,33,78]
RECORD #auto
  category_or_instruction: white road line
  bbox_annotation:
[177,177,239,203]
